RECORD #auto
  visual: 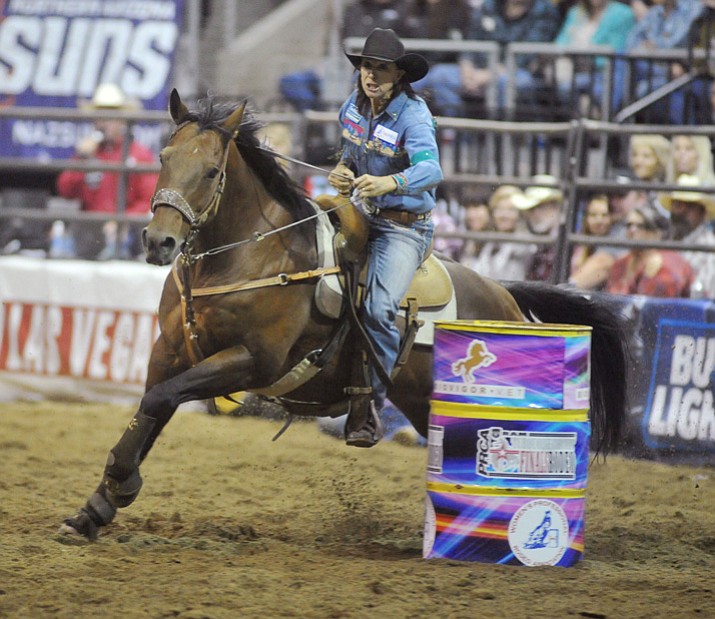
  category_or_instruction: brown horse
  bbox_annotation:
[60,90,629,540]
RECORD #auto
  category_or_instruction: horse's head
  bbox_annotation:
[143,89,246,265]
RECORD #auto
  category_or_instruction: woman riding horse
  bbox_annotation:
[328,28,442,448]
[59,89,629,542]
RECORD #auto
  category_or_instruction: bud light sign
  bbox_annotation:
[644,319,715,453]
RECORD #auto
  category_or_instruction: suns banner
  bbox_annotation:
[0,0,184,158]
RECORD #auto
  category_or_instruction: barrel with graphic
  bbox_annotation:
[424,321,592,567]
[427,402,590,490]
[432,321,591,410]
[423,489,585,566]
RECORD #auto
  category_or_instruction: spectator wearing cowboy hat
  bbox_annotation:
[659,174,715,297]
[467,185,534,281]
[512,174,564,282]
[327,27,442,448]
[56,83,159,259]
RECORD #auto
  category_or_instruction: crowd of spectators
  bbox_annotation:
[280,0,714,124]
[421,118,715,300]
[4,0,715,304]
[432,149,715,300]
[275,0,715,307]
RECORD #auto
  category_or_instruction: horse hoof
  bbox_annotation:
[55,525,92,545]
[59,510,99,541]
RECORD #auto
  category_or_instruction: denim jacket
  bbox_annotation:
[337,90,443,215]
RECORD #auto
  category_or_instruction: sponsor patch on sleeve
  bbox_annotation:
[345,103,362,123]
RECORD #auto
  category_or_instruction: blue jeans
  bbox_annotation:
[558,71,605,104]
[279,69,322,111]
[363,215,433,409]
[631,73,709,125]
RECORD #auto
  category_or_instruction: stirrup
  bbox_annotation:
[345,401,385,448]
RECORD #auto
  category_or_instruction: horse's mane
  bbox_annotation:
[185,97,316,222]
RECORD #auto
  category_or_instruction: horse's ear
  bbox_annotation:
[222,99,247,140]
[169,88,189,125]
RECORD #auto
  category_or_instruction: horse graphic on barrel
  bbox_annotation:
[451,339,497,383]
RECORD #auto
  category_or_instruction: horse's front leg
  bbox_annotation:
[60,344,256,540]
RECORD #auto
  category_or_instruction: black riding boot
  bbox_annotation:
[345,398,385,448]
[344,351,385,448]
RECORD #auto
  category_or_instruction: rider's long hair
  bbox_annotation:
[355,74,418,117]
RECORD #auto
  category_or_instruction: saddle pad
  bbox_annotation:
[400,254,452,310]
[311,200,456,340]
[413,287,457,346]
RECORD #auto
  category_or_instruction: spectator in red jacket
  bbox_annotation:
[605,203,694,298]
[57,83,157,215]
[56,83,159,259]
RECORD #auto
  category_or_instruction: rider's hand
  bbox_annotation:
[328,163,355,195]
[353,174,398,198]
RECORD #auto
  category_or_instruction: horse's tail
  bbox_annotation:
[502,280,630,456]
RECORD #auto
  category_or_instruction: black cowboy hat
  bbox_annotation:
[345,28,429,83]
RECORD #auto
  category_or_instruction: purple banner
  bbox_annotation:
[432,324,591,410]
[0,0,184,158]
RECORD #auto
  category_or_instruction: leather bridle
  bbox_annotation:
[150,121,233,231]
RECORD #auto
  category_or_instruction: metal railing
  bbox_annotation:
[0,106,304,216]
[339,39,712,124]
[0,105,306,256]
[2,102,715,288]
[299,110,574,200]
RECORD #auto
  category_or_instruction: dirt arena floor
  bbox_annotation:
[1,401,714,619]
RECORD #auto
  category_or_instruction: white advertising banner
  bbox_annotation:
[0,256,170,402]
